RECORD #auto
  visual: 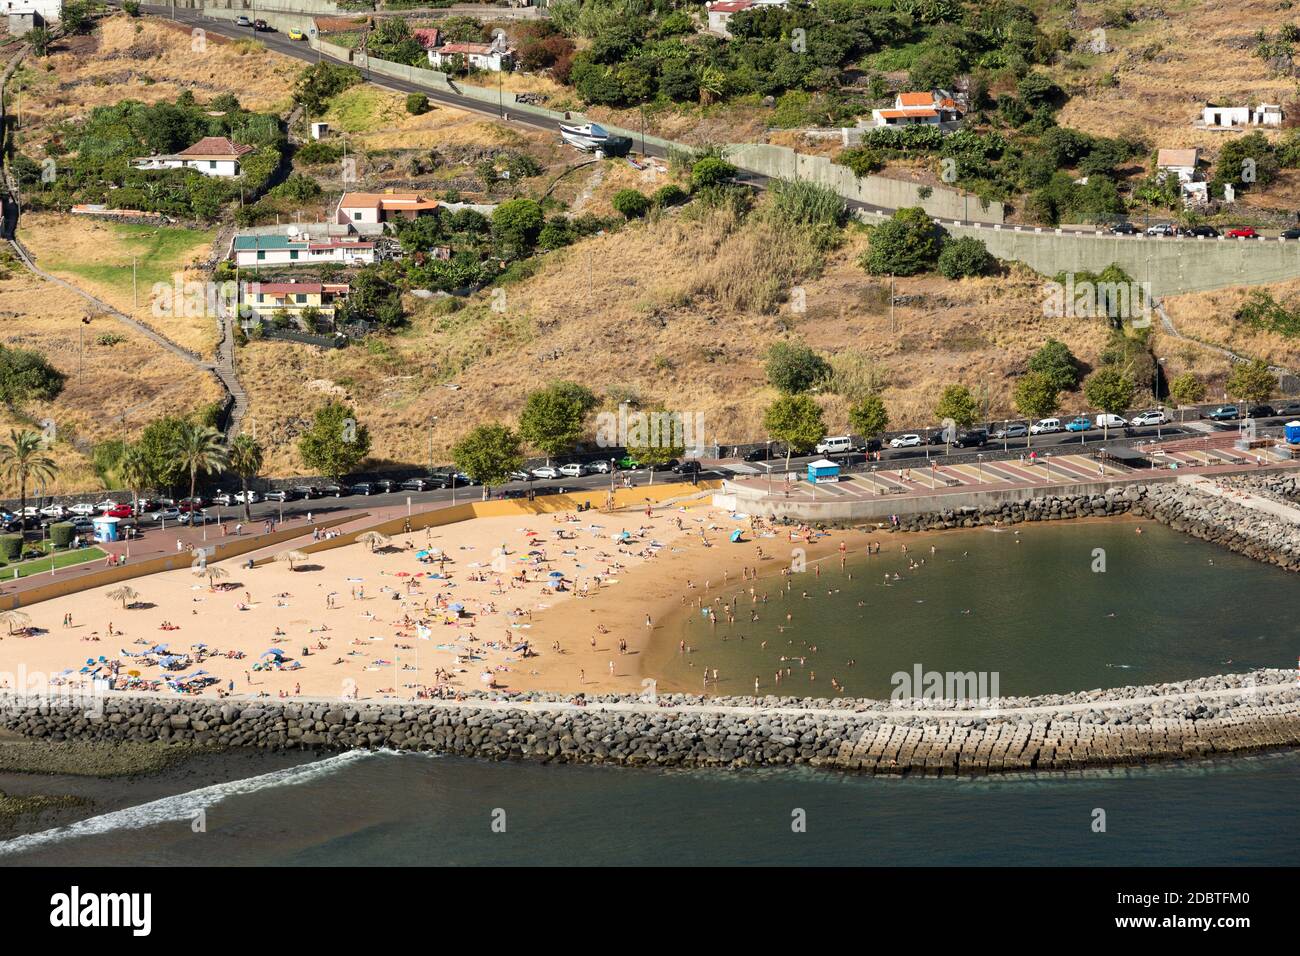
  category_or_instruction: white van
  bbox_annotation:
[1029,418,1062,435]
[1095,414,1127,429]
[815,435,853,455]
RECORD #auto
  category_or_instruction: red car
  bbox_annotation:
[178,498,206,512]
[1225,227,1258,239]
[105,504,134,519]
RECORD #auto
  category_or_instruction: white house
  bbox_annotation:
[131,136,254,177]
[1200,103,1283,129]
[1,0,62,31]
[335,191,440,226]
[1155,147,1199,184]
[706,0,787,37]
[871,91,962,128]
[232,233,375,268]
[428,40,514,73]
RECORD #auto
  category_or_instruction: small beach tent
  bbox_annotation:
[92,515,121,542]
[807,459,840,484]
[729,529,743,543]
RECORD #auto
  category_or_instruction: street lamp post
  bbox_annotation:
[977,453,984,484]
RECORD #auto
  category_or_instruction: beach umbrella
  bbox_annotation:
[359,530,391,552]
[107,585,140,609]
[0,610,31,635]
[262,649,285,658]
[193,564,229,587]
[275,550,310,571]
[416,550,430,559]
[448,603,464,612]
[548,570,564,578]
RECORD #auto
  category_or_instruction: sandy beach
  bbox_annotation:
[0,502,820,702]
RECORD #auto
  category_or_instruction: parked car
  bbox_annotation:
[68,502,97,516]
[399,478,430,492]
[559,463,589,478]
[742,447,775,462]
[1206,405,1240,421]
[531,466,560,480]
[1188,225,1220,238]
[1129,410,1168,426]
[1094,414,1128,430]
[1145,223,1176,237]
[1030,418,1063,435]
[323,483,348,497]
[235,15,252,26]
[3,515,41,532]
[104,504,134,519]
[992,423,1029,439]
[861,437,883,453]
[1282,228,1300,240]
[954,429,989,448]
[263,489,292,503]
[617,455,641,470]
[1110,221,1140,235]
[1275,401,1300,417]
[350,482,375,496]
[588,460,612,474]
[374,479,396,494]
[889,434,922,448]
[1246,404,1276,419]
[179,510,214,526]
[148,508,181,523]
[94,499,119,513]
[815,435,853,455]
[287,27,306,40]
[1065,416,1092,432]
[1226,227,1259,239]
[69,517,95,534]
[211,492,237,506]
[672,460,702,474]
[926,431,949,445]
[454,472,477,486]
[292,485,319,499]
[235,490,262,504]
[253,18,270,31]
[39,504,67,519]
[178,497,206,512]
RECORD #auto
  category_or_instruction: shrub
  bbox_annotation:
[651,184,687,208]
[406,93,430,115]
[690,157,736,190]
[765,341,829,394]
[835,146,882,177]
[268,173,323,202]
[612,189,649,219]
[860,207,940,276]
[0,534,22,561]
[937,236,994,278]
[50,522,75,549]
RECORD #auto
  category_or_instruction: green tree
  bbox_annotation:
[406,93,431,115]
[298,402,371,482]
[491,198,545,259]
[934,384,979,431]
[119,443,151,519]
[1026,339,1081,392]
[1013,371,1059,447]
[1225,359,1278,404]
[1168,372,1206,408]
[136,416,189,493]
[860,207,941,276]
[625,407,686,485]
[1083,366,1136,418]
[0,344,67,408]
[612,189,650,219]
[518,381,595,464]
[29,26,53,57]
[452,423,523,499]
[765,341,829,394]
[690,157,736,190]
[937,236,994,279]
[171,422,228,504]
[0,429,57,531]
[763,394,825,472]
[848,395,890,441]
[229,434,266,522]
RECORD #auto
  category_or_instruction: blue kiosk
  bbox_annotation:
[91,515,121,543]
[807,458,841,484]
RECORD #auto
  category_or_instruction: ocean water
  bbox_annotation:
[1,749,1297,866]
[647,522,1300,698]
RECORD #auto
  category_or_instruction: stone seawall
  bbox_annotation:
[1,671,1296,775]
[886,477,1300,572]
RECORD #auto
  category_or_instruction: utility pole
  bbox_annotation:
[132,257,138,309]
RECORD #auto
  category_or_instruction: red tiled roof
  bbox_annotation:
[179,137,254,158]
[897,92,934,107]
[879,108,939,119]
[412,28,440,49]
[709,0,753,11]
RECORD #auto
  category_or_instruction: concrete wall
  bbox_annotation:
[726,142,1002,224]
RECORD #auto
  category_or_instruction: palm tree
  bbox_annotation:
[171,422,228,505]
[0,429,58,532]
[120,444,150,519]
[228,434,265,522]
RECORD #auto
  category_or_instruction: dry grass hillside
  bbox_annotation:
[0,259,224,493]
[1163,278,1300,374]
[235,201,1262,476]
[9,16,298,156]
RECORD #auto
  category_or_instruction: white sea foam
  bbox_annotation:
[0,749,376,858]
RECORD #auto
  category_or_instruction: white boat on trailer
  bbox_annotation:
[560,122,611,152]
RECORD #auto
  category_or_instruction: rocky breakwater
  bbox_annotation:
[888,486,1138,531]
[0,670,1296,775]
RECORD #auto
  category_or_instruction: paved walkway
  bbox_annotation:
[1180,474,1300,525]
